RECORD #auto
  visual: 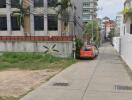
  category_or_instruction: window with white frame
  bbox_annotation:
[0,0,6,8]
[130,24,132,34]
[34,0,43,7]
[0,16,7,31]
[34,16,44,31]
[48,14,58,31]
[48,0,58,7]
[11,0,20,8]
[11,16,20,31]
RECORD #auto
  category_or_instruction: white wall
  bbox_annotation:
[112,37,120,53]
[121,35,132,70]
[0,41,73,57]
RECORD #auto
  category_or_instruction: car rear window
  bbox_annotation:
[82,47,92,51]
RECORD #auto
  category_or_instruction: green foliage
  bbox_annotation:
[84,21,101,47]
[0,97,18,100]
[55,0,72,25]
[56,0,72,15]
[75,38,84,59]
[43,44,59,54]
[108,28,115,40]
[123,7,132,14]
[84,21,98,36]
[43,44,60,62]
[12,0,30,28]
[0,53,76,70]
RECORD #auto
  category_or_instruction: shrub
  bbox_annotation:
[75,38,84,59]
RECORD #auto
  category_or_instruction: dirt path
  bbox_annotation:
[0,69,60,98]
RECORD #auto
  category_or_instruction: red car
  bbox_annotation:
[80,45,99,59]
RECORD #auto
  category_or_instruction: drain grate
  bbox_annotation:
[115,85,132,90]
[53,82,69,86]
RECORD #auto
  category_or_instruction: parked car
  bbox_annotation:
[80,45,99,59]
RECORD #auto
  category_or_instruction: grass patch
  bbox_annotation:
[0,53,76,70]
[0,97,18,100]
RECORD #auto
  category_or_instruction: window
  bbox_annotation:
[48,0,57,7]
[34,0,43,7]
[11,16,20,31]
[130,24,132,34]
[83,9,90,13]
[83,3,90,6]
[34,16,44,31]
[0,0,6,8]
[11,0,20,8]
[0,16,7,31]
[124,26,125,35]
[48,14,58,31]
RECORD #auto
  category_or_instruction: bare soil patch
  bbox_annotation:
[0,69,60,98]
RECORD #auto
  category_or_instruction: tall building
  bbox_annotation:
[0,0,83,57]
[82,0,98,24]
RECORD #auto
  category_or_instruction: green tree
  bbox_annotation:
[75,38,84,59]
[108,28,115,41]
[84,21,101,46]
[12,0,30,33]
[55,0,72,33]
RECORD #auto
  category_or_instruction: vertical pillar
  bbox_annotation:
[58,0,62,36]
[44,0,48,35]
[58,16,62,36]
[6,0,11,35]
[23,0,31,34]
[30,0,35,36]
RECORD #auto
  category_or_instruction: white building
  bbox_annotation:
[115,13,124,36]
[113,0,132,70]
[120,0,132,70]
[0,0,83,57]
[82,0,98,24]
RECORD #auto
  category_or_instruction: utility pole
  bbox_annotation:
[73,5,76,59]
[92,13,94,43]
[90,11,94,44]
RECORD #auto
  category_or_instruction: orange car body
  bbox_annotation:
[80,45,97,58]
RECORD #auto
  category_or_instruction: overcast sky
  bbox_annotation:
[98,0,124,19]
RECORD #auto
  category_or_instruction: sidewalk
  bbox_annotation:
[21,43,132,100]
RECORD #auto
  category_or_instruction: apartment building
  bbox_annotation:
[0,0,83,57]
[82,0,98,24]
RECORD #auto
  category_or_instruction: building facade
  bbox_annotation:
[0,0,83,57]
[115,13,124,36]
[82,0,98,24]
[103,20,115,38]
[113,0,132,70]
[120,0,132,69]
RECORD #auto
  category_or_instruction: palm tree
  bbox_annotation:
[43,44,59,62]
[43,44,59,55]
[12,0,30,34]
[55,0,72,35]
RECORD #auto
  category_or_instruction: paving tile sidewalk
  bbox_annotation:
[21,43,132,100]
